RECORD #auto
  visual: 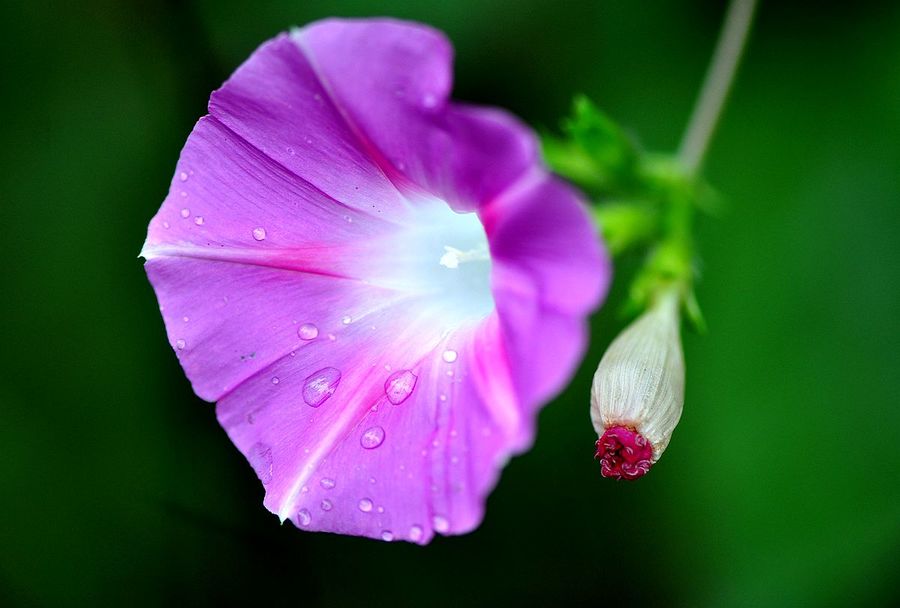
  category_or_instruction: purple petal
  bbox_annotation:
[142,18,610,544]
[293,19,538,210]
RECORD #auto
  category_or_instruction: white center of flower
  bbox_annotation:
[377,200,494,328]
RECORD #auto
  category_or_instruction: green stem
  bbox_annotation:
[677,0,758,173]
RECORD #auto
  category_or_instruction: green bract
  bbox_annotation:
[542,96,716,331]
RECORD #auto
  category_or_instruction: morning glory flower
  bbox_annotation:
[141,18,609,543]
[590,289,685,479]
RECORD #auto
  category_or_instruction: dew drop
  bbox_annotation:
[162,221,170,229]
[194,216,204,226]
[376,506,385,514]
[175,339,186,350]
[360,426,385,449]
[341,315,352,325]
[179,171,188,182]
[182,316,189,323]
[381,530,394,542]
[298,323,319,340]
[180,191,188,198]
[358,498,373,513]
[286,146,295,155]
[320,477,335,490]
[252,227,267,241]
[409,525,423,542]
[180,208,190,218]
[369,477,377,484]
[442,349,458,363]
[320,499,333,511]
[302,367,342,407]
[384,369,417,405]
[248,442,273,485]
[432,515,449,533]
[271,376,279,385]
[297,509,311,526]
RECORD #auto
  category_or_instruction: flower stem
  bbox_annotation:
[677,0,758,173]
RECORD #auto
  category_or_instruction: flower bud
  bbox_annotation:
[590,289,685,479]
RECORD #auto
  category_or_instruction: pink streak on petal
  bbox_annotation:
[293,19,538,211]
[208,35,412,218]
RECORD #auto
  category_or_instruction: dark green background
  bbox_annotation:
[2,1,898,606]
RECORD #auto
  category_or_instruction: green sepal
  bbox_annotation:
[592,201,661,256]
[542,96,639,195]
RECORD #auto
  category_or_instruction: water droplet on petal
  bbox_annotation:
[320,477,335,490]
[248,442,273,485]
[432,515,449,533]
[298,323,319,340]
[180,208,190,218]
[271,376,279,385]
[180,191,188,198]
[341,315,352,325]
[384,369,417,405]
[194,216,204,226]
[297,509,311,526]
[381,530,394,542]
[360,426,385,449]
[287,146,295,155]
[162,221,170,229]
[179,171,188,182]
[175,339,186,350]
[252,227,266,241]
[409,525,423,541]
[302,367,341,407]
[358,498,373,512]
[320,499,333,511]
[442,349,458,363]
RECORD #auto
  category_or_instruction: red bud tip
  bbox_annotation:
[594,426,653,480]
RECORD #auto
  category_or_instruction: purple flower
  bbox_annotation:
[141,18,610,544]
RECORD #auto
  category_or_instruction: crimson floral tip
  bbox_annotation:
[594,426,653,480]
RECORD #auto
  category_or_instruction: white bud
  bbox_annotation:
[590,289,685,468]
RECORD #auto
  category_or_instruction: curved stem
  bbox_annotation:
[677,0,758,173]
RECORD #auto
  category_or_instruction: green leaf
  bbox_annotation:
[542,95,639,195]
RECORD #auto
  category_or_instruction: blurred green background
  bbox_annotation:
[2,0,899,606]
